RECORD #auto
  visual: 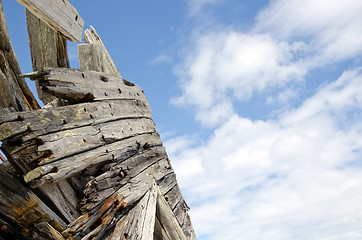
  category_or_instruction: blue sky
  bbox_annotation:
[3,0,362,239]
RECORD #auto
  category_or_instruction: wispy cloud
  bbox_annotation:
[168,0,362,239]
[168,68,362,239]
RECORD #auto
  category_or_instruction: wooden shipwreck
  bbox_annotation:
[0,0,196,239]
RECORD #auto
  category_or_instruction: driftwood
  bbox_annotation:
[0,0,197,239]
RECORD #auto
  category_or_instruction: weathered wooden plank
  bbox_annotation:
[26,10,70,104]
[156,190,187,240]
[83,26,122,77]
[63,171,157,238]
[104,183,158,240]
[37,181,80,223]
[78,43,104,72]
[0,99,151,141]
[0,0,40,111]
[0,169,67,239]
[181,213,197,240]
[17,0,84,42]
[25,133,162,187]
[154,216,171,240]
[81,146,171,212]
[24,68,150,107]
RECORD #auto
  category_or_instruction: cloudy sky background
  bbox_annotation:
[3,0,362,239]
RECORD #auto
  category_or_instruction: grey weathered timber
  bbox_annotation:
[156,189,187,240]
[78,43,105,72]
[0,0,40,111]
[26,10,70,104]
[24,68,149,106]
[1,1,197,238]
[105,183,158,240]
[0,99,151,141]
[17,0,84,42]
[83,26,122,77]
[0,169,67,239]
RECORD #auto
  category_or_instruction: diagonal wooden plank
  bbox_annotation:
[16,0,84,42]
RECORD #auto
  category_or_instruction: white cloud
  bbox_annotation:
[168,68,362,239]
[186,0,221,16]
[255,0,362,66]
[173,31,305,126]
[169,0,362,239]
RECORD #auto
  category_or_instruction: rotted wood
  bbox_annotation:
[26,10,70,104]
[24,68,149,106]
[0,0,40,111]
[105,183,158,240]
[17,0,84,42]
[0,169,66,239]
[83,26,122,77]
[81,146,172,212]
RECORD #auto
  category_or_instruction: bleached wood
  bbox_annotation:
[26,10,69,104]
[16,0,84,42]
[83,26,122,77]
[24,68,149,108]
[156,189,187,240]
[78,43,105,72]
[0,0,39,110]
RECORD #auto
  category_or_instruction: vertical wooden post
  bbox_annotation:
[26,9,70,105]
[0,0,39,111]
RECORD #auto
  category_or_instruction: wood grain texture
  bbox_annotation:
[0,0,40,111]
[83,26,122,77]
[0,169,66,239]
[24,68,150,107]
[17,0,84,42]
[26,10,70,104]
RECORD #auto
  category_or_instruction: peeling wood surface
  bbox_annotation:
[17,0,84,42]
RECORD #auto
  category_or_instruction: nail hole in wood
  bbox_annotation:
[83,139,87,143]
[81,73,85,78]
[51,167,58,173]
[83,107,87,112]
[118,88,122,94]
[63,120,67,124]
[100,75,108,82]
[90,114,94,119]
[75,15,78,21]
[104,92,108,96]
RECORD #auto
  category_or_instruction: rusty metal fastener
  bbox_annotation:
[183,200,190,211]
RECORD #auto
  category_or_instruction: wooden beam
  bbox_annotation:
[26,10,70,104]
[0,0,40,111]
[17,0,84,42]
[156,190,187,240]
[0,168,67,238]
[24,68,150,107]
[83,26,122,77]
[78,43,105,72]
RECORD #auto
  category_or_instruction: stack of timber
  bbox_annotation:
[0,0,196,239]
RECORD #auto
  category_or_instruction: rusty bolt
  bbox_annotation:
[119,170,125,178]
[1,225,8,236]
